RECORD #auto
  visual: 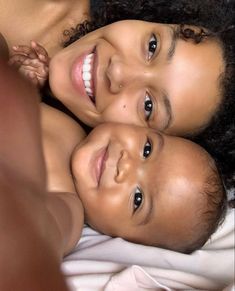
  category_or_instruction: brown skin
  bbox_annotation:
[0,61,69,291]
[0,65,214,254]
[8,19,224,136]
[0,0,90,57]
[49,20,225,135]
[72,123,212,250]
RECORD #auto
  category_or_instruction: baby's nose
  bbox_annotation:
[115,150,136,183]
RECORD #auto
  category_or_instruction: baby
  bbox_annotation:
[71,122,227,253]
[1,61,226,255]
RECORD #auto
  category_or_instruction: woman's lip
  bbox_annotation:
[94,145,109,186]
[71,51,96,106]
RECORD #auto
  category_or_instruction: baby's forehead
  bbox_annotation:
[161,132,210,160]
[147,136,213,197]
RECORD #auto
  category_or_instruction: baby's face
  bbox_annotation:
[71,123,210,250]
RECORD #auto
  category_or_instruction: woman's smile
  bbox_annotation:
[82,53,96,103]
[71,49,97,106]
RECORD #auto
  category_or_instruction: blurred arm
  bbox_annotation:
[0,60,69,291]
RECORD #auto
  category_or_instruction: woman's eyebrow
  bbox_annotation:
[162,91,173,130]
[167,28,179,62]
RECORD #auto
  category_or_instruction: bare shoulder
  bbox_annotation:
[47,190,84,256]
[41,103,86,145]
[40,103,86,193]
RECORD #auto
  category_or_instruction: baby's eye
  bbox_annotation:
[144,93,153,121]
[143,138,152,159]
[148,34,158,60]
[134,187,143,211]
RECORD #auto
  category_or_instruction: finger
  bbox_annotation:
[38,76,47,87]
[8,60,23,69]
[22,59,49,72]
[22,58,45,69]
[11,58,45,71]
[18,61,48,81]
[27,71,40,86]
[28,64,49,80]
[12,45,37,59]
[8,55,29,67]
[37,65,49,79]
[31,41,49,63]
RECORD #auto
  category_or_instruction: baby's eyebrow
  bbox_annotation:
[152,130,165,153]
[138,196,154,226]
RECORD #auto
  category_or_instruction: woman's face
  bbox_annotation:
[71,123,210,249]
[49,20,224,135]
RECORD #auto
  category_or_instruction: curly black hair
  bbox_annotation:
[63,0,235,195]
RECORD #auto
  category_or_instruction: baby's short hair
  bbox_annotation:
[178,158,227,254]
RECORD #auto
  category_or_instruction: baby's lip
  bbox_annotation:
[95,145,109,186]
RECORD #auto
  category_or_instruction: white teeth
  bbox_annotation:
[82,72,91,81]
[82,53,95,101]
[85,80,91,87]
[83,64,91,71]
[84,58,91,65]
[86,88,93,95]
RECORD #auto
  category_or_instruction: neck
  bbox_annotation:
[0,0,90,57]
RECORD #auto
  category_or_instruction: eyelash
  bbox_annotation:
[144,93,153,121]
[143,138,152,159]
[133,187,143,211]
[144,34,157,121]
[133,138,152,212]
[148,34,158,60]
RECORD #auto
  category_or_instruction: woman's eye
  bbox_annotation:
[148,34,158,60]
[143,139,152,159]
[134,187,143,211]
[144,93,153,121]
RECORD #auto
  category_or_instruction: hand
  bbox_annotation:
[9,41,49,87]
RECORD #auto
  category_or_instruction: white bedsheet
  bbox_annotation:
[62,208,235,290]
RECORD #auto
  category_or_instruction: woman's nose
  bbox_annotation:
[115,149,135,183]
[106,55,145,94]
